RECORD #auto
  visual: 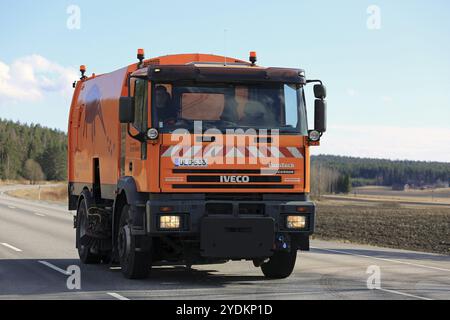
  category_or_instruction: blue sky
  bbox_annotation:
[1,0,449,161]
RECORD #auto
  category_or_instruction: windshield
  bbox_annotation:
[152,82,307,134]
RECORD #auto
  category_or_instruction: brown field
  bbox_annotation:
[314,199,450,255]
[7,184,67,203]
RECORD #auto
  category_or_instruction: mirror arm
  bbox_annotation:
[306,79,323,85]
[126,123,146,142]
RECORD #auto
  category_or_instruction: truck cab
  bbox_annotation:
[68,52,327,279]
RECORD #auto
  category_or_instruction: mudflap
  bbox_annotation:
[200,217,274,259]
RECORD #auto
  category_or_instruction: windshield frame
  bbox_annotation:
[150,81,308,135]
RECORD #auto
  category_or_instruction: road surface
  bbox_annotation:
[0,185,449,300]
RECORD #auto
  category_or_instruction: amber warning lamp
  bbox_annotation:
[80,65,87,80]
[137,49,145,68]
[249,51,257,65]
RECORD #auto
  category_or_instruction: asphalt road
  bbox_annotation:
[0,185,449,300]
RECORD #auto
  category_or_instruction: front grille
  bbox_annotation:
[239,203,265,215]
[173,169,294,175]
[206,203,233,215]
[186,176,281,183]
[205,193,263,201]
[171,169,296,191]
[172,184,294,189]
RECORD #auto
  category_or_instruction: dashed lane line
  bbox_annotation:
[38,260,70,275]
[33,212,46,217]
[311,247,450,272]
[1,242,22,252]
[107,292,130,300]
[375,287,432,300]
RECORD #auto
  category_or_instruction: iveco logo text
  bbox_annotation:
[220,176,250,183]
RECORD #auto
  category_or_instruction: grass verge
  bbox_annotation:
[7,184,67,203]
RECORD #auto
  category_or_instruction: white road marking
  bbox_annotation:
[34,212,46,217]
[1,242,22,252]
[376,287,432,300]
[312,247,450,272]
[107,292,130,300]
[7,205,16,209]
[38,260,70,275]
[109,266,122,270]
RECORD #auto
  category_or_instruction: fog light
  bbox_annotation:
[286,215,306,229]
[159,215,180,230]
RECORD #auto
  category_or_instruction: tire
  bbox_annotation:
[261,250,297,279]
[117,204,152,279]
[76,199,102,264]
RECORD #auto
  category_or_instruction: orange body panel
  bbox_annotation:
[68,67,127,195]
[68,53,311,196]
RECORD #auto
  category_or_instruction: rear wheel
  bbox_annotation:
[261,250,297,279]
[117,204,152,279]
[76,199,102,264]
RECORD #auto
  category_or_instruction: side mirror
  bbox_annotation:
[119,97,135,124]
[314,99,327,132]
[314,84,327,99]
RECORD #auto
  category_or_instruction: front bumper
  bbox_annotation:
[145,194,314,234]
[144,193,315,258]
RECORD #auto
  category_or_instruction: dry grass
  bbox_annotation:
[314,200,450,255]
[0,179,28,186]
[8,184,67,203]
[0,180,61,186]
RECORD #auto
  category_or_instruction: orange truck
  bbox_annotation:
[68,50,327,279]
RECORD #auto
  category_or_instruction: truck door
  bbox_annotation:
[122,79,151,190]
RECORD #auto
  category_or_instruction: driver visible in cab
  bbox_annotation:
[155,85,177,126]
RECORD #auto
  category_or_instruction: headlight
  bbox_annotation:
[159,215,180,230]
[286,215,307,229]
[147,128,159,140]
[308,130,321,142]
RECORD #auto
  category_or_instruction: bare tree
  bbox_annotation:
[310,163,340,198]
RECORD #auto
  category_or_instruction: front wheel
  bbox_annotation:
[76,199,102,264]
[117,204,152,279]
[261,250,297,279]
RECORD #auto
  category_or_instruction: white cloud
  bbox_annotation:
[0,54,78,104]
[312,125,450,162]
